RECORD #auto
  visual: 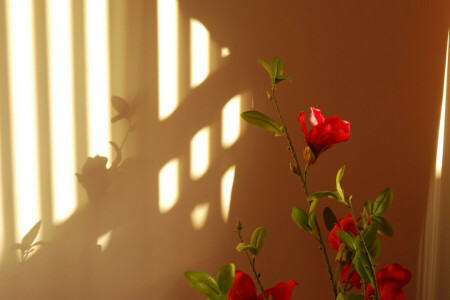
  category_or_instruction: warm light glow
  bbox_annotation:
[190,19,210,88]
[85,0,110,158]
[221,165,236,222]
[221,47,230,57]
[47,0,77,224]
[222,95,241,148]
[159,158,179,213]
[5,0,41,239]
[157,0,178,120]
[190,203,209,229]
[436,32,449,178]
[0,132,4,260]
[97,230,112,252]
[190,127,210,180]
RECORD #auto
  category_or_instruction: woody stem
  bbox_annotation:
[270,89,337,298]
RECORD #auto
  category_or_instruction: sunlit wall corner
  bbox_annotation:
[46,0,77,224]
[190,19,210,88]
[5,0,42,240]
[190,127,210,180]
[84,0,111,160]
[222,95,241,148]
[190,203,209,229]
[157,0,178,121]
[221,165,236,223]
[0,133,4,261]
[159,158,179,214]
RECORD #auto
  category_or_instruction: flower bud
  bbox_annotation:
[236,218,243,230]
[303,146,316,164]
[335,243,351,264]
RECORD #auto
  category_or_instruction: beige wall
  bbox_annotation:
[0,0,449,299]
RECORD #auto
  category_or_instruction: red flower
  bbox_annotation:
[228,270,298,300]
[365,264,411,300]
[298,107,350,164]
[341,262,361,290]
[328,214,358,251]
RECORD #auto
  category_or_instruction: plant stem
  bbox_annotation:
[237,229,268,300]
[344,264,354,293]
[270,90,336,298]
[119,125,132,151]
[348,199,379,300]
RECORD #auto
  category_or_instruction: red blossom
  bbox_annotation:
[341,262,361,290]
[228,270,298,300]
[328,213,358,251]
[298,107,350,163]
[365,264,411,300]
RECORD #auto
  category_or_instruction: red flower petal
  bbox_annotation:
[341,263,361,290]
[365,264,411,300]
[309,107,325,126]
[328,214,357,250]
[297,111,309,140]
[257,280,298,300]
[228,270,257,300]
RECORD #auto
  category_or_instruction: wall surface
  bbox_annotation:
[0,0,449,299]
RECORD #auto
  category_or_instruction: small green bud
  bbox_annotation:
[335,243,351,264]
[236,218,243,230]
[303,146,316,165]
[290,163,299,174]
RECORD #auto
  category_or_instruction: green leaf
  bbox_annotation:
[184,271,221,297]
[364,201,373,215]
[336,165,346,201]
[251,227,267,255]
[367,237,381,259]
[271,56,283,78]
[257,59,273,78]
[323,207,338,232]
[345,293,365,300]
[353,250,374,284]
[240,111,284,136]
[373,187,393,216]
[292,206,312,232]
[372,216,394,237]
[337,230,356,252]
[236,243,258,256]
[276,75,293,83]
[217,263,235,294]
[308,212,316,230]
[21,221,42,248]
[307,191,340,213]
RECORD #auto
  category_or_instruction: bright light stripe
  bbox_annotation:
[0,132,4,260]
[157,0,178,120]
[221,165,236,222]
[5,0,41,239]
[46,0,77,224]
[190,203,209,229]
[190,19,209,88]
[222,95,241,148]
[435,32,449,178]
[190,127,210,180]
[97,230,112,252]
[85,0,110,158]
[159,158,179,213]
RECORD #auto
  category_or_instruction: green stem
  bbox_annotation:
[344,264,354,293]
[271,90,336,298]
[348,199,379,300]
[237,229,268,300]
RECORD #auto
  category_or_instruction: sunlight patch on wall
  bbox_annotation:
[190,203,209,229]
[221,47,230,58]
[190,127,210,180]
[97,230,112,252]
[159,158,179,213]
[435,32,449,179]
[85,0,111,159]
[190,19,210,88]
[221,165,236,223]
[0,133,4,260]
[47,0,77,224]
[157,0,178,121]
[222,95,241,148]
[5,0,41,239]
